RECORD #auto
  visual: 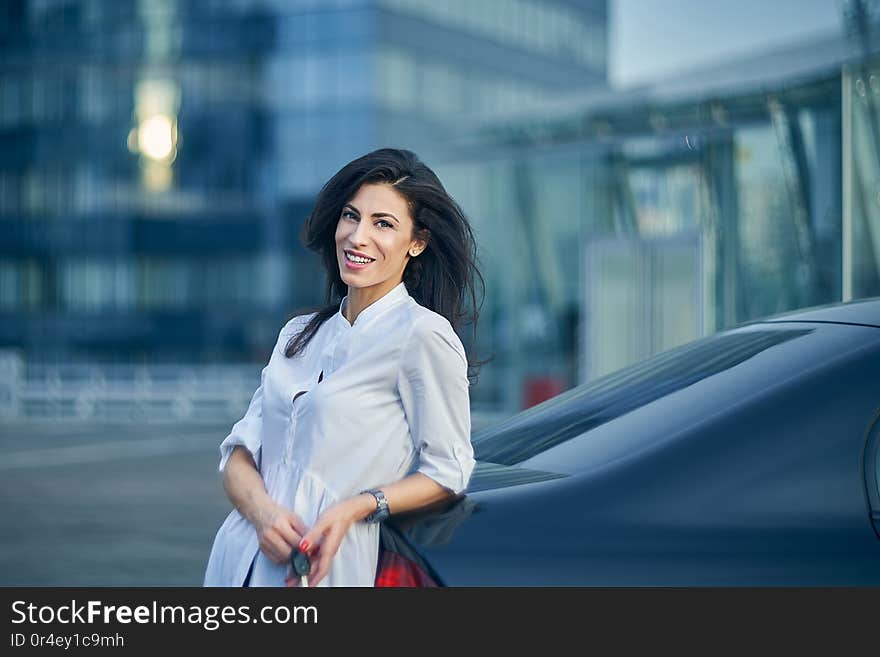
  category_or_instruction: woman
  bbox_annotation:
[204,148,486,587]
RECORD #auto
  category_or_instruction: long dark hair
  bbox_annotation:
[284,148,490,384]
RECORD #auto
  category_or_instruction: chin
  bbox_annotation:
[339,269,364,288]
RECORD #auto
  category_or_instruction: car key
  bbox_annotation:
[290,547,311,587]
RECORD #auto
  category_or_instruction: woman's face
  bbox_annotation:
[335,182,426,293]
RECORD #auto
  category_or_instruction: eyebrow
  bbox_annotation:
[344,203,399,224]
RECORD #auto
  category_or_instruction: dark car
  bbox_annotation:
[376,298,880,586]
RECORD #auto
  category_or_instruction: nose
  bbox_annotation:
[351,215,372,244]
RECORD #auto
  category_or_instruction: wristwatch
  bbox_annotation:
[360,488,390,523]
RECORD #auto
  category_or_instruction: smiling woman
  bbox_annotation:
[204,148,490,587]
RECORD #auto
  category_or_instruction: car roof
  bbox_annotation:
[753,296,880,328]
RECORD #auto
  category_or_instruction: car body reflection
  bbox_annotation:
[378,298,880,586]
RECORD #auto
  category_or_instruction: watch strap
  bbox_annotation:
[360,488,389,523]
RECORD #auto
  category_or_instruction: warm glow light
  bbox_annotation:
[138,115,175,161]
[142,160,173,191]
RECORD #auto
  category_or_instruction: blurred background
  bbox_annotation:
[1,0,878,584]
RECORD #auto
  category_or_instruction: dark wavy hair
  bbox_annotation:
[284,148,490,384]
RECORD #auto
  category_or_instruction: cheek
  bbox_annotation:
[379,236,407,258]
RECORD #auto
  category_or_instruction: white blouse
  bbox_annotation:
[203,280,476,587]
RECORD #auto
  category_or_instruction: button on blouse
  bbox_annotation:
[204,280,476,587]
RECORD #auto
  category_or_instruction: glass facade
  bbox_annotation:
[436,70,853,413]
[379,0,606,74]
[0,0,607,372]
[847,56,880,299]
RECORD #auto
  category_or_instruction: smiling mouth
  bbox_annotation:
[344,250,376,264]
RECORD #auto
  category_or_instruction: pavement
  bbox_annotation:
[0,421,233,586]
[0,410,509,587]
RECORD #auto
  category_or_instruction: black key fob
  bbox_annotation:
[290,548,311,577]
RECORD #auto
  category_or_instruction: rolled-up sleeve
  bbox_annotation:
[397,316,476,495]
[218,363,268,473]
[218,315,306,473]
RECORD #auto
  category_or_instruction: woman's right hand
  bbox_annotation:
[253,501,309,565]
[222,446,307,565]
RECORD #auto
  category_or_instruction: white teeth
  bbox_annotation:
[346,252,374,264]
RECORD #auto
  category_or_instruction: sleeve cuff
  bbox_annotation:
[218,436,261,473]
[417,447,476,496]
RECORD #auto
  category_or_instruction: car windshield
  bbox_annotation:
[472,327,814,466]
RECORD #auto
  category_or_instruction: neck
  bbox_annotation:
[344,280,401,325]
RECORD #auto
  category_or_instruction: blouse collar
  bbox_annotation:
[337,280,410,330]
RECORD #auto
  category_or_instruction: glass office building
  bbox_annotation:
[432,28,880,414]
[0,0,607,369]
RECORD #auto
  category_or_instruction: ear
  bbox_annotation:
[409,229,429,257]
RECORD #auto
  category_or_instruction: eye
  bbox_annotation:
[342,210,357,221]
[377,220,393,229]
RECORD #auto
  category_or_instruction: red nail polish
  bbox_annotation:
[300,541,309,551]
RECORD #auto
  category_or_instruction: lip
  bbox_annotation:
[343,248,376,270]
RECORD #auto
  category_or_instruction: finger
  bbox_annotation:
[258,537,279,564]
[289,513,309,538]
[324,527,344,558]
[313,545,337,578]
[302,545,323,587]
[265,531,293,564]
[299,522,327,555]
[310,557,327,588]
[274,519,302,550]
[260,545,285,565]
[310,537,339,587]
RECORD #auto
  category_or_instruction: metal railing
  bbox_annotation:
[0,350,510,430]
[0,351,258,423]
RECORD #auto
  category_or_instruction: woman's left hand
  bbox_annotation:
[294,499,363,587]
